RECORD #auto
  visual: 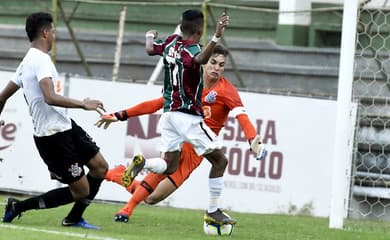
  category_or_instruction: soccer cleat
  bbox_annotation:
[204,209,237,225]
[61,218,101,230]
[105,165,126,184]
[2,197,21,223]
[122,154,145,187]
[114,212,129,223]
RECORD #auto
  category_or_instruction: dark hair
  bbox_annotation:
[181,9,204,35]
[25,12,53,42]
[213,45,229,57]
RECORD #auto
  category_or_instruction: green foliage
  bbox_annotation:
[1,195,390,239]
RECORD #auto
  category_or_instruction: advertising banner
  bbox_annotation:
[0,71,338,216]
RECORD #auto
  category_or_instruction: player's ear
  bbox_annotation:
[42,27,49,38]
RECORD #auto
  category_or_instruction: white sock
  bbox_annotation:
[144,157,167,174]
[208,177,224,213]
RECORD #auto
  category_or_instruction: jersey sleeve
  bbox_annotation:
[236,114,257,141]
[35,55,54,82]
[222,78,257,140]
[12,64,22,87]
[153,35,177,56]
[124,97,164,117]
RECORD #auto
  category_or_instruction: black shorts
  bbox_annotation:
[34,120,100,184]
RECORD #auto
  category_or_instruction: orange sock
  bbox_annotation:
[118,173,166,217]
[119,186,150,217]
[126,180,141,194]
[105,165,126,185]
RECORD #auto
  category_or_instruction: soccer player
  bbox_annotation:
[96,45,265,223]
[0,12,108,230]
[128,9,235,224]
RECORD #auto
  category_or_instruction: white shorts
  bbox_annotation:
[157,111,222,155]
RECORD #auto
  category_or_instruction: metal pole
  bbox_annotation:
[329,0,359,229]
[112,5,127,82]
[201,0,208,47]
[58,0,92,76]
[51,0,58,63]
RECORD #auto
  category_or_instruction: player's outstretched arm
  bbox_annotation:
[95,97,164,129]
[194,11,229,64]
[39,77,104,111]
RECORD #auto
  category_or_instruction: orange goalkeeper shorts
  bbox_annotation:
[168,142,204,187]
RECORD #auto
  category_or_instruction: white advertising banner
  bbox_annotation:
[159,91,337,217]
[0,71,59,193]
[0,71,338,217]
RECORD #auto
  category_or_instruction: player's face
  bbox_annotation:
[204,54,225,81]
[46,23,56,51]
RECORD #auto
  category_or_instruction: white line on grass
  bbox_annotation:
[0,223,122,240]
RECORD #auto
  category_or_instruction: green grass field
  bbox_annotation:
[1,194,390,240]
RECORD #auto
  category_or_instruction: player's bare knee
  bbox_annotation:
[213,157,228,170]
[144,196,158,205]
[97,163,108,178]
[220,157,228,169]
[88,158,109,179]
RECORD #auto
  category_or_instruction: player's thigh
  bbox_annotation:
[162,151,181,174]
[146,178,177,204]
[86,152,108,178]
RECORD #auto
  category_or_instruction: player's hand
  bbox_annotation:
[82,97,105,111]
[95,112,118,129]
[250,135,267,160]
[215,10,229,37]
[145,29,158,39]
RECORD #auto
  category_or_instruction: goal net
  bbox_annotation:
[350,2,390,221]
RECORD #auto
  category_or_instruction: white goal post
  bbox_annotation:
[329,0,360,229]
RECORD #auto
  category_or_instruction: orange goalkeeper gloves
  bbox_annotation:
[95,110,128,129]
[250,135,267,160]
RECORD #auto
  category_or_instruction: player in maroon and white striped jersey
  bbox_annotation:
[123,9,235,224]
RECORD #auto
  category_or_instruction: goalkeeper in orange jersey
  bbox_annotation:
[96,45,265,223]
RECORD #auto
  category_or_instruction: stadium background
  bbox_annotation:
[0,0,389,228]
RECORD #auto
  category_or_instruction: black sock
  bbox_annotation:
[64,174,103,222]
[15,187,74,213]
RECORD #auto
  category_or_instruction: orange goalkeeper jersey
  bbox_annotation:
[202,77,256,138]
